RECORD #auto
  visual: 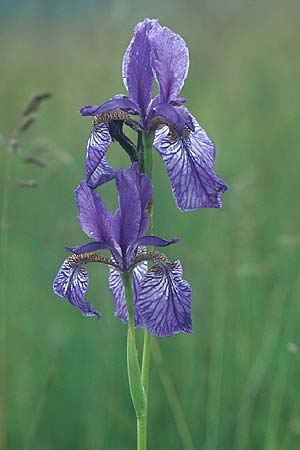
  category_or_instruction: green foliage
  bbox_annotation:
[1,1,300,449]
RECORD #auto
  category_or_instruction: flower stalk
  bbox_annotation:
[143,133,153,179]
[141,133,154,395]
[140,133,154,445]
[122,272,147,450]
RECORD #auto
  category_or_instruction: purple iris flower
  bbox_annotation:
[53,163,192,337]
[80,18,228,211]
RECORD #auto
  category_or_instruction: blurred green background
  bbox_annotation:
[1,0,300,449]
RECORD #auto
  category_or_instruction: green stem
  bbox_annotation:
[137,416,147,450]
[143,133,153,178]
[122,273,147,450]
[140,132,155,447]
[141,331,151,395]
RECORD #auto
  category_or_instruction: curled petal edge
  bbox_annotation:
[53,258,101,318]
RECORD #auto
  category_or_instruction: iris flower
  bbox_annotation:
[53,164,192,337]
[80,18,228,211]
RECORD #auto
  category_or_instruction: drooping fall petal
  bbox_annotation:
[108,263,147,327]
[85,122,115,189]
[137,260,192,337]
[153,118,228,211]
[53,258,101,317]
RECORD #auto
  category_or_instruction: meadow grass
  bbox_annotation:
[0,1,300,449]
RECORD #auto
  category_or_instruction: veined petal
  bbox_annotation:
[53,258,101,317]
[149,24,189,103]
[153,119,228,211]
[80,95,138,116]
[76,180,113,243]
[137,236,179,247]
[85,122,115,189]
[122,19,158,123]
[137,260,192,337]
[108,263,147,327]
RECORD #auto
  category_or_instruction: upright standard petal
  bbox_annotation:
[149,24,189,103]
[127,162,153,211]
[53,258,101,317]
[85,122,115,188]
[122,19,158,124]
[112,168,142,261]
[137,261,192,337]
[108,263,147,327]
[127,162,152,236]
[153,119,228,211]
[75,180,113,243]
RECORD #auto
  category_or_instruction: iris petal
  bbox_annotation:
[112,164,153,265]
[108,263,147,327]
[67,241,108,254]
[112,168,142,258]
[122,19,158,124]
[152,103,194,134]
[76,180,113,243]
[154,103,186,134]
[153,118,228,211]
[85,122,115,189]
[137,236,179,247]
[80,95,138,116]
[127,162,152,237]
[53,258,101,317]
[137,260,192,337]
[149,25,189,103]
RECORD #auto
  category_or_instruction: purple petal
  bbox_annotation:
[80,95,138,116]
[172,97,186,104]
[112,168,142,261]
[137,260,192,337]
[153,103,195,134]
[75,180,113,243]
[66,241,108,254]
[127,162,153,211]
[178,107,195,132]
[149,24,189,103]
[109,267,128,323]
[85,122,115,189]
[127,162,153,236]
[108,263,147,327]
[154,103,187,134]
[153,118,228,211]
[137,236,179,247]
[53,258,101,317]
[122,19,158,124]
